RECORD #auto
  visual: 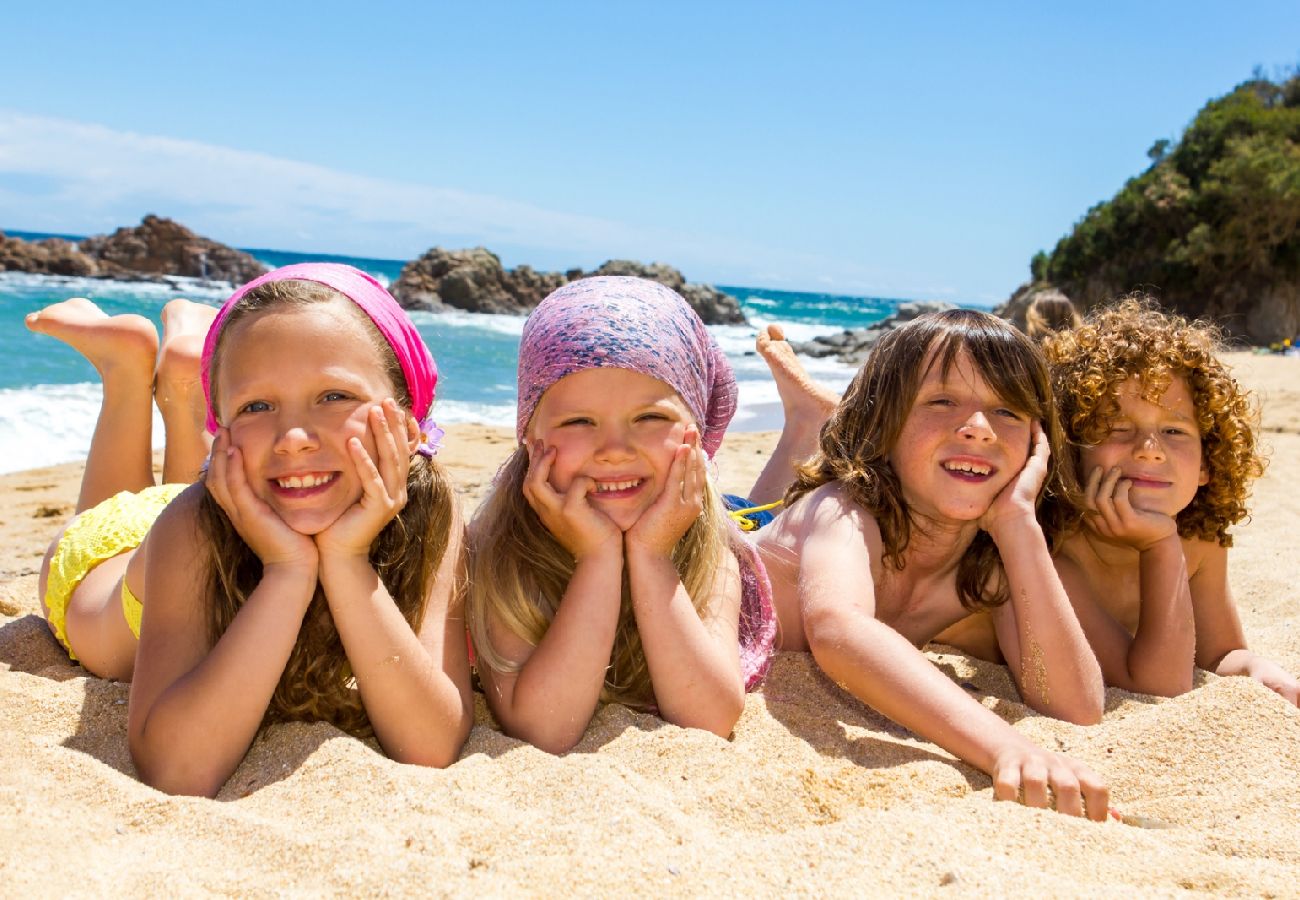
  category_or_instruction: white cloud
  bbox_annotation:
[0,111,963,300]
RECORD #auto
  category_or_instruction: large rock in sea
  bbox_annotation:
[77,215,266,284]
[390,250,748,325]
[787,301,957,366]
[0,217,266,285]
[389,247,567,315]
[0,231,99,276]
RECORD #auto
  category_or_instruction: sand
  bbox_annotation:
[2,353,1299,896]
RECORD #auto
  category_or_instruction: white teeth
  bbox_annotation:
[944,461,991,476]
[277,473,336,489]
[595,479,641,493]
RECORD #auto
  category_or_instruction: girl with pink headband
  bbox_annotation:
[27,264,472,795]
[468,276,777,752]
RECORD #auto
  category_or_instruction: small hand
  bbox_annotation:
[626,425,706,557]
[522,439,622,561]
[979,420,1049,537]
[206,427,318,570]
[991,744,1110,821]
[1244,656,1300,707]
[315,400,412,560]
[1083,465,1178,552]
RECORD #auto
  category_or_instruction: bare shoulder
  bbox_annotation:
[1182,535,1226,578]
[132,484,209,580]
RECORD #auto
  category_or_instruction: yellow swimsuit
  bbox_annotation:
[44,483,187,659]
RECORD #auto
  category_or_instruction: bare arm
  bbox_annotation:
[798,490,1109,820]
[320,510,473,767]
[1191,541,1300,706]
[476,548,624,752]
[127,484,318,798]
[475,439,626,753]
[625,430,744,737]
[983,426,1104,723]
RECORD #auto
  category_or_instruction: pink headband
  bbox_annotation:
[201,263,441,453]
[516,276,737,458]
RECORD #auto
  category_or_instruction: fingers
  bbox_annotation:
[993,752,1104,820]
[522,441,563,516]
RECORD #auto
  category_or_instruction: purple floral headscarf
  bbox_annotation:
[516,276,737,457]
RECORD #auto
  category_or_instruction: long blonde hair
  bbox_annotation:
[200,280,456,735]
[466,445,738,710]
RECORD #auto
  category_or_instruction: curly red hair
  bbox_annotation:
[1045,296,1265,546]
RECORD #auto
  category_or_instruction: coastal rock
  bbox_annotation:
[0,231,99,276]
[389,247,567,314]
[788,300,956,366]
[77,215,266,284]
[391,250,748,324]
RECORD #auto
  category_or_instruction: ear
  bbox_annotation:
[1198,461,1210,487]
[404,411,421,455]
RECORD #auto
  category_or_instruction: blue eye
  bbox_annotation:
[239,400,271,414]
[323,391,351,402]
[995,407,1023,420]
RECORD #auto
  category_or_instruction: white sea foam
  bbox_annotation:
[0,384,166,475]
[0,271,232,304]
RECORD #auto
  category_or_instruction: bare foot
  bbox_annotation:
[155,299,216,408]
[746,325,842,505]
[756,324,839,429]
[25,298,158,382]
[156,299,218,484]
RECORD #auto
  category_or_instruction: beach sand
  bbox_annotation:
[2,353,1298,895]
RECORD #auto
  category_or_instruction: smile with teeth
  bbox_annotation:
[943,460,992,476]
[594,478,644,493]
[275,472,338,489]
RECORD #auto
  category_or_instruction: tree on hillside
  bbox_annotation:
[1033,70,1300,343]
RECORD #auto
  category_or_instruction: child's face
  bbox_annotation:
[215,301,403,535]
[1078,375,1208,518]
[888,349,1033,524]
[528,367,696,532]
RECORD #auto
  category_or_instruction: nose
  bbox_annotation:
[272,412,320,455]
[1133,429,1166,462]
[956,410,996,443]
[594,424,636,462]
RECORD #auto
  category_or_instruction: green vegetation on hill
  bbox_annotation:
[1034,70,1300,343]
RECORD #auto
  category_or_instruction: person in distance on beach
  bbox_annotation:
[751,309,1111,820]
[949,298,1293,704]
[466,277,778,753]
[27,264,473,796]
[1024,291,1082,345]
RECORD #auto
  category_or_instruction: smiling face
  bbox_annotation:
[527,367,695,531]
[1078,375,1208,519]
[213,298,403,535]
[888,349,1033,524]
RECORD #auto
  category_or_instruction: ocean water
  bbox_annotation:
[0,240,912,475]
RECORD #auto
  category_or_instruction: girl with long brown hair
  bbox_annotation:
[753,309,1112,820]
[28,264,472,796]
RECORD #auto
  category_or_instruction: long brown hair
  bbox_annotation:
[786,309,1079,611]
[200,280,456,735]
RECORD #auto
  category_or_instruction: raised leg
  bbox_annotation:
[26,299,158,512]
[747,325,841,506]
[156,299,217,485]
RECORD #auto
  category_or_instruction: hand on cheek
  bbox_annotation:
[522,439,623,561]
[979,420,1048,535]
[206,427,318,571]
[316,399,412,560]
[626,425,705,557]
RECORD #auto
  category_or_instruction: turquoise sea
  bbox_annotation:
[0,234,946,475]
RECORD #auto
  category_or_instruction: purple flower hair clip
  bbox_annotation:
[416,415,445,458]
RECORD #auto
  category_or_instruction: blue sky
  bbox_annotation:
[1,3,1297,303]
